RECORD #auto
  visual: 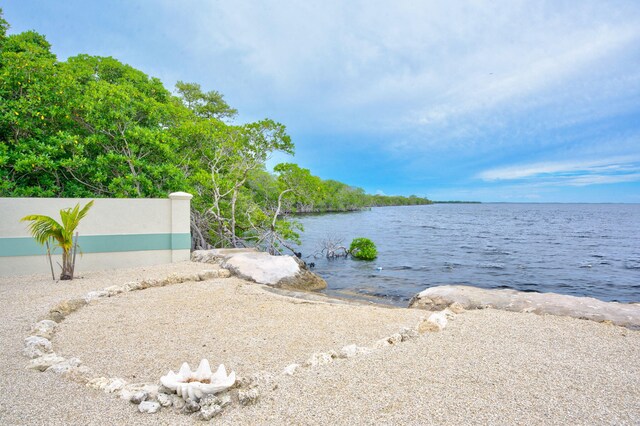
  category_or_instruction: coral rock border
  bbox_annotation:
[23,268,235,420]
[23,265,464,421]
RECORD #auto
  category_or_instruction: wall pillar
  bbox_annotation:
[169,192,193,262]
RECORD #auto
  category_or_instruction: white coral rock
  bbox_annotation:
[427,311,450,330]
[23,336,53,358]
[30,320,57,339]
[160,359,235,402]
[283,363,300,376]
[339,344,371,359]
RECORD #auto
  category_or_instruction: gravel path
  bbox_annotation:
[1,262,638,425]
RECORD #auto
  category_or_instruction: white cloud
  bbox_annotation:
[477,156,640,187]
[564,173,640,186]
[157,0,640,138]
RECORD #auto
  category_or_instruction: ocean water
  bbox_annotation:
[294,204,640,306]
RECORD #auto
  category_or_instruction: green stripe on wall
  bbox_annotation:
[0,233,191,257]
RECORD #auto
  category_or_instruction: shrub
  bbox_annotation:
[349,237,377,260]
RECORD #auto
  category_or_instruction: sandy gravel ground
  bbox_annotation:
[1,262,638,425]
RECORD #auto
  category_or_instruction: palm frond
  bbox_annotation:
[20,214,64,246]
[58,201,94,251]
[21,200,95,281]
[21,201,94,250]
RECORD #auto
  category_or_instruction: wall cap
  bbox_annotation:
[168,192,193,200]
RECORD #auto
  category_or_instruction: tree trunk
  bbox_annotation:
[60,248,73,280]
[230,189,238,247]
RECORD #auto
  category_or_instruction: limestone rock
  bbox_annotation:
[198,249,327,291]
[199,404,222,420]
[23,336,53,359]
[84,290,108,302]
[142,384,159,399]
[170,394,186,410]
[158,384,173,395]
[45,357,81,374]
[191,250,222,264]
[409,285,640,329]
[88,377,127,393]
[131,391,148,404]
[183,273,202,282]
[104,378,127,393]
[141,278,161,289]
[104,285,125,296]
[198,269,225,280]
[47,298,87,322]
[418,320,441,333]
[27,353,66,371]
[164,274,183,285]
[449,302,466,314]
[283,363,301,376]
[138,401,161,414]
[239,388,260,406]
[399,327,419,341]
[87,377,110,390]
[223,251,298,284]
[119,389,135,401]
[217,392,231,408]
[192,248,255,264]
[182,399,200,413]
[277,268,328,292]
[387,333,403,345]
[338,344,371,359]
[157,393,172,407]
[304,351,336,367]
[118,383,146,404]
[121,281,138,292]
[30,320,57,340]
[199,394,220,407]
[126,282,144,291]
[426,311,449,331]
[62,365,93,383]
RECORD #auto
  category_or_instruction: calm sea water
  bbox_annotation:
[294,204,640,306]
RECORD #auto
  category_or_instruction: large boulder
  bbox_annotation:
[192,249,327,291]
[409,285,640,329]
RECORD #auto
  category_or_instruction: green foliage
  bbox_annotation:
[349,237,378,261]
[0,12,432,254]
[21,200,94,279]
[0,8,8,47]
[176,80,237,120]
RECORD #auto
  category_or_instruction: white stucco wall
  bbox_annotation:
[0,192,192,277]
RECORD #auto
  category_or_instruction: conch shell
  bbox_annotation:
[160,359,236,401]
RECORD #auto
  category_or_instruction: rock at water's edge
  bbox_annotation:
[409,285,640,329]
[276,268,327,291]
[192,249,327,291]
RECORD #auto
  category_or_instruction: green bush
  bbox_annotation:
[349,237,378,260]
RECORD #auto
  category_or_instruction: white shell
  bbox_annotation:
[160,359,235,401]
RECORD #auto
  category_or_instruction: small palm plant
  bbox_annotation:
[21,201,94,280]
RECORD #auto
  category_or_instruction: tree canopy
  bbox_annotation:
[0,9,431,252]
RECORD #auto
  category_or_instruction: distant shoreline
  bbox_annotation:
[432,200,482,204]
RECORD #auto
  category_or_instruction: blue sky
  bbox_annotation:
[4,1,640,202]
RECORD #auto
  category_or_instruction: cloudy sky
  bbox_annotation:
[5,1,640,202]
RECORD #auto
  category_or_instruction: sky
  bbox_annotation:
[4,1,640,202]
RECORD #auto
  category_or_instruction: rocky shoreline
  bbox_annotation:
[195,248,640,329]
[1,257,639,424]
[410,284,640,329]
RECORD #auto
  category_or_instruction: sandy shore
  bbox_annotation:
[1,262,638,425]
